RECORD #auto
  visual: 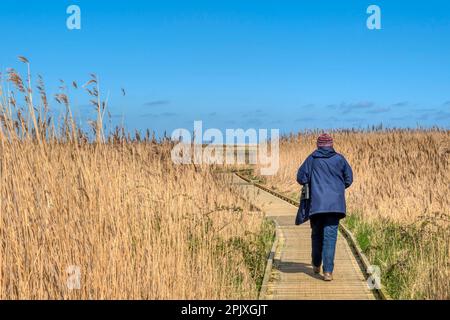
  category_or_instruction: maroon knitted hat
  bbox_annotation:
[317,133,333,148]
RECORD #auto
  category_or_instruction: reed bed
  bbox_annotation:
[256,130,450,299]
[0,59,273,299]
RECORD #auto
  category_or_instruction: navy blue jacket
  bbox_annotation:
[296,147,353,218]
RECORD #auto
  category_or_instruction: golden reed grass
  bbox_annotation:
[262,131,449,223]
[0,59,269,299]
[257,130,450,299]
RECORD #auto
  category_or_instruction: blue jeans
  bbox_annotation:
[310,213,340,273]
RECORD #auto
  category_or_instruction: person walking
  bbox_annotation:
[296,133,353,281]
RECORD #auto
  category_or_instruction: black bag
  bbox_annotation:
[295,184,311,225]
[295,159,315,225]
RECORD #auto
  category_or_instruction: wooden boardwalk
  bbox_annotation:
[233,174,376,300]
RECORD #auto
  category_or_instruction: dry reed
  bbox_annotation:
[0,58,271,299]
[257,130,450,299]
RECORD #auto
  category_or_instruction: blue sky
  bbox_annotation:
[1,0,449,135]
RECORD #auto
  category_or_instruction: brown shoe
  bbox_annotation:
[323,272,333,281]
[313,266,321,274]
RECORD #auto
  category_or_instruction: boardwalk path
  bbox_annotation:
[233,174,376,300]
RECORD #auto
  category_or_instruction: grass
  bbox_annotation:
[344,212,450,299]
[227,219,276,291]
[345,214,372,252]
